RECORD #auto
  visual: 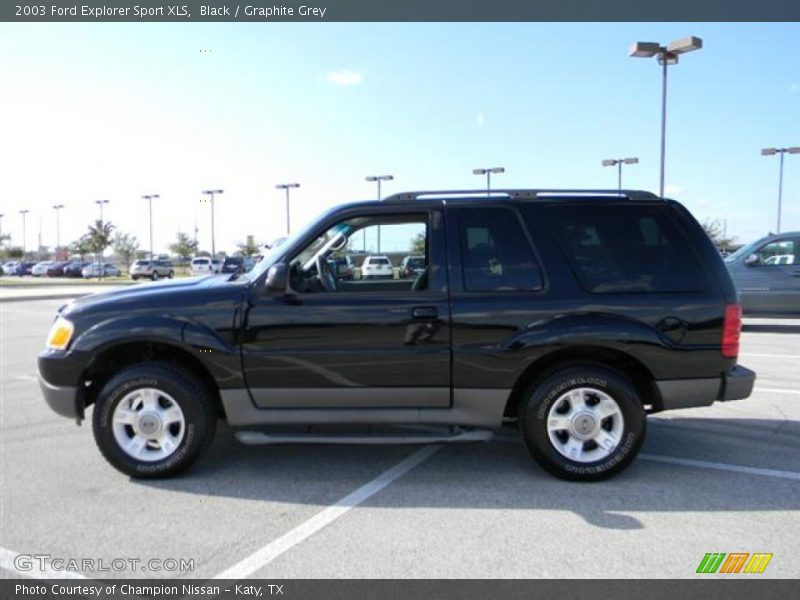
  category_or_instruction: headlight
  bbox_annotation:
[46,316,74,351]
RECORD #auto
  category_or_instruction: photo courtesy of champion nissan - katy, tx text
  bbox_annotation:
[38,189,755,482]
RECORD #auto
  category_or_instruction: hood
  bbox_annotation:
[61,274,246,316]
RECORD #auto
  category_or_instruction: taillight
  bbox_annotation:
[721,304,742,358]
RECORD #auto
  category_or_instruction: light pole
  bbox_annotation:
[0,213,4,247]
[275,183,300,236]
[761,147,800,234]
[95,199,109,222]
[602,158,639,191]
[53,204,64,260]
[472,167,505,196]
[20,209,29,255]
[142,194,160,259]
[366,175,393,253]
[630,36,702,198]
[201,189,223,257]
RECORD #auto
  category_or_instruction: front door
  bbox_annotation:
[731,236,800,315]
[241,208,451,409]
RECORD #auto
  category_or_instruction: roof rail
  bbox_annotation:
[382,189,661,203]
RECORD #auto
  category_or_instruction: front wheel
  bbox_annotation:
[520,366,646,482]
[92,363,217,478]
[151,271,159,281]
[168,271,175,279]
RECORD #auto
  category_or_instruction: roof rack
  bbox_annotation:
[382,189,662,203]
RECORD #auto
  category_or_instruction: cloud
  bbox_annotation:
[476,112,485,127]
[326,70,363,86]
[791,83,800,94]
[664,184,683,195]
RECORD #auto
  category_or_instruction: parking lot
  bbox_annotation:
[1,298,798,579]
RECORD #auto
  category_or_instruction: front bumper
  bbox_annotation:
[39,373,83,420]
[656,365,756,411]
[38,350,90,422]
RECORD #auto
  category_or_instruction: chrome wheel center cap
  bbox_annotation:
[571,412,598,439]
[136,412,162,436]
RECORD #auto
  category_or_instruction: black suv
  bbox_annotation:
[38,190,755,481]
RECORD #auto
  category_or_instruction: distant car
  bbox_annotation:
[32,261,54,277]
[361,255,393,280]
[725,231,800,316]
[130,259,174,281]
[82,263,121,278]
[8,261,35,276]
[221,256,245,274]
[190,257,218,276]
[329,255,355,280]
[2,261,19,275]
[46,261,71,277]
[400,255,426,278]
[63,261,89,278]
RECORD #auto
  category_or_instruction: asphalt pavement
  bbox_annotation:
[1,299,798,580]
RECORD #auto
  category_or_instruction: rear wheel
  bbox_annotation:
[168,271,175,279]
[92,363,217,478]
[519,366,646,481]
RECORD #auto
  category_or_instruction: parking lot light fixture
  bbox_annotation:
[630,36,702,198]
[142,194,160,260]
[761,147,800,233]
[94,199,109,222]
[473,167,505,196]
[201,189,223,257]
[19,209,30,255]
[602,157,639,191]
[275,183,300,236]
[365,175,394,252]
[52,204,65,260]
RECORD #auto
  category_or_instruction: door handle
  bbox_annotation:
[412,306,438,320]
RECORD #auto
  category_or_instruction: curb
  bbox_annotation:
[0,292,94,303]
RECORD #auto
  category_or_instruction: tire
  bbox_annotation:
[151,271,159,281]
[92,363,217,478]
[519,365,646,482]
[168,271,175,279]
[132,276,139,281]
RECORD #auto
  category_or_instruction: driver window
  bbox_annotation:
[755,239,797,266]
[289,214,429,293]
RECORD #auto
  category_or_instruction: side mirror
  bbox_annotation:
[266,263,288,291]
[744,254,760,267]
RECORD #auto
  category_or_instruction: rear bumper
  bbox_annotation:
[656,365,756,411]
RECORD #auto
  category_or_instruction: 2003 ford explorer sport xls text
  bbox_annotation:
[38,189,756,481]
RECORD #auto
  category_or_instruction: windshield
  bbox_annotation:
[724,236,768,263]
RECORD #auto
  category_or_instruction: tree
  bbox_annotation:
[86,220,115,258]
[2,246,24,260]
[0,232,10,248]
[113,232,139,270]
[169,232,198,273]
[70,235,93,261]
[701,219,736,253]
[409,232,426,255]
[236,235,259,258]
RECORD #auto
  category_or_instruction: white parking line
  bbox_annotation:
[14,375,39,382]
[638,454,800,481]
[0,546,87,579]
[753,387,800,395]
[493,436,800,481]
[213,445,441,580]
[741,353,800,359]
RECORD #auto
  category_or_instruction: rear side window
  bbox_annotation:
[548,204,706,293]
[457,208,542,292]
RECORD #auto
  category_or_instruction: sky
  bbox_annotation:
[0,22,799,256]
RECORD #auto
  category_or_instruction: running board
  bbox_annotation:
[235,428,494,446]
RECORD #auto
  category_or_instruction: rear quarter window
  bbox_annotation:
[548,204,706,294]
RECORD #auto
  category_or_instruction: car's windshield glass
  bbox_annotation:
[724,237,768,262]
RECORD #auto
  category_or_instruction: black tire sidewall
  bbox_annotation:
[521,366,646,481]
[93,365,214,478]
